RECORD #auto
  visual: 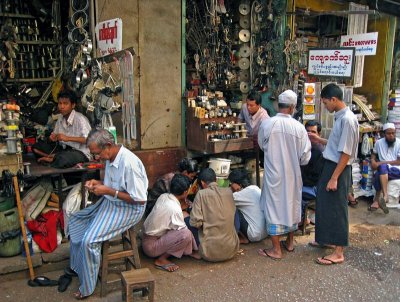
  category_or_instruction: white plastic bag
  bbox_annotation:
[62,183,88,236]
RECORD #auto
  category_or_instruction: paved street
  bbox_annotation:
[0,199,399,302]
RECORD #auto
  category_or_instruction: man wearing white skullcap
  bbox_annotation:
[257,90,311,260]
[369,122,400,213]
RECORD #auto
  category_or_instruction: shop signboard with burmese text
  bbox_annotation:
[95,18,123,57]
[308,48,355,79]
[340,32,378,56]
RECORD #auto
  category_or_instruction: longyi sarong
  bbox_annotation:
[142,228,197,258]
[315,160,351,246]
[69,197,144,296]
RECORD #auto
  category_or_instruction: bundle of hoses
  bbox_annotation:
[353,94,375,121]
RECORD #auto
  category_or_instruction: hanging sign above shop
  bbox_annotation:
[340,32,378,56]
[95,18,123,57]
[308,48,355,79]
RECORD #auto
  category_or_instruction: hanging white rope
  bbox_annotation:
[348,2,369,88]
[119,51,136,146]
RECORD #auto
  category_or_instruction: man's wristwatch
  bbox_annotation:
[114,190,119,199]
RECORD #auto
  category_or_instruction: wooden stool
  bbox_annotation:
[301,199,316,235]
[121,268,155,302]
[100,225,141,297]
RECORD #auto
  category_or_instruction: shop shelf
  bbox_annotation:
[186,106,253,154]
[15,40,59,45]
[7,77,54,82]
[0,13,34,18]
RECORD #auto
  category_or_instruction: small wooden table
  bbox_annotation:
[26,160,95,210]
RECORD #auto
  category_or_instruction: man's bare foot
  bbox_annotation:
[298,218,311,227]
[258,248,282,260]
[154,259,179,272]
[315,254,344,265]
[369,201,379,210]
[308,241,335,249]
[38,156,53,163]
[238,232,249,244]
[189,251,201,260]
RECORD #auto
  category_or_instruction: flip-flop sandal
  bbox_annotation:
[27,276,59,287]
[315,256,344,265]
[155,263,179,272]
[368,205,378,211]
[58,274,72,292]
[348,199,358,208]
[280,241,295,252]
[257,249,281,260]
[378,197,389,214]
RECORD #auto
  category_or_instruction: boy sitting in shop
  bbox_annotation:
[228,169,267,243]
[32,90,92,168]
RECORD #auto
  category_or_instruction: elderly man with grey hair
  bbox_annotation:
[257,90,311,260]
[66,129,148,299]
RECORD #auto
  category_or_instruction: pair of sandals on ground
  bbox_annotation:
[258,240,342,265]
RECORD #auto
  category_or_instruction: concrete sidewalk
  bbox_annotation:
[0,199,399,301]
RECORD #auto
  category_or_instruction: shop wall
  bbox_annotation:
[294,0,395,118]
[355,16,395,114]
[294,0,345,12]
[95,0,182,150]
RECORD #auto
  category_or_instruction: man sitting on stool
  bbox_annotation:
[300,120,324,226]
[66,129,148,300]
[32,90,92,168]
[369,122,400,213]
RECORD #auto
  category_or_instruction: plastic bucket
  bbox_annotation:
[0,207,20,232]
[208,158,231,176]
[6,138,18,153]
[0,196,15,212]
[0,207,21,257]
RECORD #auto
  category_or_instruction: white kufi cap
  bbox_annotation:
[383,123,395,131]
[278,90,297,105]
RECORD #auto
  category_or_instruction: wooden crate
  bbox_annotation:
[134,147,186,188]
[0,153,23,175]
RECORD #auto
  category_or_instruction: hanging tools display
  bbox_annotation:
[66,0,92,88]
[0,0,62,82]
[186,0,291,103]
[120,51,136,145]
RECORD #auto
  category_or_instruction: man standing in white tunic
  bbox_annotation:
[257,90,311,260]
